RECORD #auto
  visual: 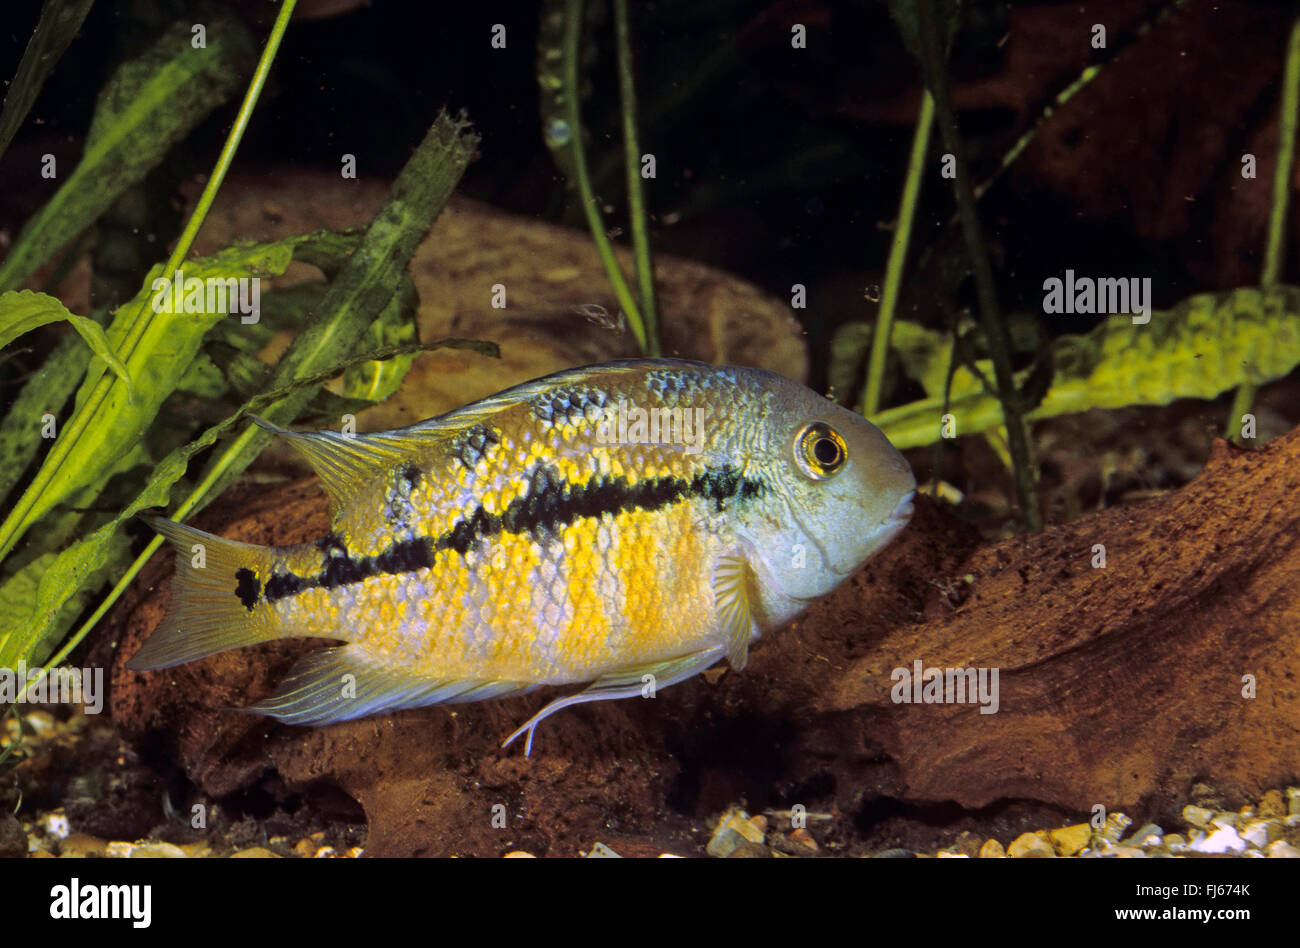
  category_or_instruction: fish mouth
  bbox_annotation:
[822,490,917,580]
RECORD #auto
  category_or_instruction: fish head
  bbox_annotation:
[733,373,915,604]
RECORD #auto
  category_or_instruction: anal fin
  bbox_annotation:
[244,645,532,726]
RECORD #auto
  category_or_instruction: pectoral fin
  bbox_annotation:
[713,552,756,672]
[501,647,725,756]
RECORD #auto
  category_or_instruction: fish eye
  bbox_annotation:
[795,423,847,479]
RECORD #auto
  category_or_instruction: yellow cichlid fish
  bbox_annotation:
[127,359,915,754]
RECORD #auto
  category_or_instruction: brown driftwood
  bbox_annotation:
[105,426,1300,856]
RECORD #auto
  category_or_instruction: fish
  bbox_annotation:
[126,358,916,754]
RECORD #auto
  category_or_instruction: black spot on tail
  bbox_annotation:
[234,568,260,611]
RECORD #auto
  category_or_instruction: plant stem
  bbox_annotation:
[915,0,1040,530]
[0,0,299,563]
[612,0,660,355]
[862,88,934,416]
[560,0,647,351]
[1229,5,1300,441]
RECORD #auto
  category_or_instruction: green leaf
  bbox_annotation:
[341,275,419,402]
[0,289,133,394]
[0,0,96,164]
[872,286,1300,449]
[0,333,86,507]
[0,335,497,667]
[6,233,336,542]
[0,13,255,292]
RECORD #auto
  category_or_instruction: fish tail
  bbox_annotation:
[126,514,282,670]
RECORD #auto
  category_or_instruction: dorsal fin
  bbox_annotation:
[249,415,427,511]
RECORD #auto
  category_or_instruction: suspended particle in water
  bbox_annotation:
[571,303,623,331]
[545,118,571,149]
[605,226,623,240]
[864,284,881,302]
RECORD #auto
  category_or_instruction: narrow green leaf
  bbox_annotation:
[0,0,96,163]
[341,275,419,402]
[0,13,255,292]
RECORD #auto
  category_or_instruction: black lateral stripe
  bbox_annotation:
[259,464,763,604]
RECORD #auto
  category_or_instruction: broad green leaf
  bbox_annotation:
[0,335,497,667]
[0,333,86,506]
[873,286,1300,449]
[0,0,96,163]
[0,289,132,393]
[9,233,337,539]
[0,13,254,292]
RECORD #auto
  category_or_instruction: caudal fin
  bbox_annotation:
[126,515,281,670]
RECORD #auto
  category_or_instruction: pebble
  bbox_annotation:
[41,811,70,840]
[706,807,765,858]
[725,841,770,858]
[229,847,281,858]
[1164,834,1186,851]
[1257,789,1286,819]
[504,851,536,858]
[979,839,1006,858]
[1125,823,1162,846]
[58,833,108,858]
[1189,826,1246,855]
[1099,812,1132,843]
[1007,832,1055,858]
[1287,787,1300,817]
[127,842,187,858]
[1238,820,1275,849]
[1266,840,1300,858]
[24,711,55,738]
[788,828,819,852]
[586,842,621,858]
[1049,824,1091,857]
[1182,805,1214,829]
[0,814,26,859]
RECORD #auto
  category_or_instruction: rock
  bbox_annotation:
[229,847,281,858]
[1164,833,1186,850]
[1007,832,1055,858]
[586,842,621,858]
[104,842,134,858]
[1287,787,1300,817]
[127,842,188,858]
[1049,824,1091,856]
[1182,805,1214,829]
[1258,789,1286,819]
[1189,827,1246,854]
[1210,812,1240,830]
[1266,840,1300,858]
[725,841,770,858]
[978,839,1006,858]
[1107,845,1147,858]
[504,851,536,858]
[0,814,26,858]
